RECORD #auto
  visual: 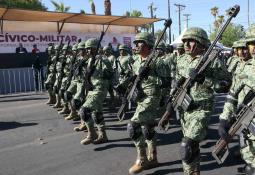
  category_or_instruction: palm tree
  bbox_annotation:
[124,10,143,33]
[88,0,96,14]
[104,0,111,15]
[51,0,70,12]
[80,9,86,14]
[217,15,225,26]
[210,6,218,20]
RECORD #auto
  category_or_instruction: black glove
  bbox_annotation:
[218,119,230,141]
[114,84,126,95]
[188,68,205,84]
[139,66,150,79]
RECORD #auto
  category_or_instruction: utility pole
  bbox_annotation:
[168,0,171,43]
[183,14,191,29]
[248,0,250,26]
[149,2,157,36]
[174,3,186,35]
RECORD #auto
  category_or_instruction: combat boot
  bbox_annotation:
[147,145,159,169]
[93,127,108,144]
[80,124,98,145]
[53,95,62,108]
[45,94,56,105]
[64,110,79,121]
[190,172,200,175]
[129,148,149,174]
[74,121,87,132]
[58,104,70,115]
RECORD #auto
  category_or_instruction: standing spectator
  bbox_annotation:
[32,56,44,91]
[15,43,28,54]
[32,44,40,54]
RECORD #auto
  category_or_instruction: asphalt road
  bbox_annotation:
[0,92,244,175]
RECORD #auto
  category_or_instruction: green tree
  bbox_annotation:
[80,9,86,14]
[125,10,143,33]
[155,29,168,43]
[104,0,111,15]
[0,0,47,11]
[210,23,245,47]
[51,0,70,12]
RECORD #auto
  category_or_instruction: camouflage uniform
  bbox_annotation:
[219,26,255,174]
[58,44,73,115]
[44,45,58,105]
[65,42,88,121]
[127,33,167,174]
[227,41,240,74]
[174,27,228,174]
[79,38,113,145]
[103,46,116,104]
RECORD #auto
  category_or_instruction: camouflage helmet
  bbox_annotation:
[182,27,211,47]
[118,44,129,51]
[177,43,184,49]
[85,38,99,49]
[232,41,239,48]
[72,43,78,51]
[133,32,155,48]
[77,41,86,50]
[245,25,255,43]
[235,39,247,48]
[156,42,166,51]
[103,46,112,52]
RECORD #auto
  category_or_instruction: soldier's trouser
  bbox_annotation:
[45,73,55,98]
[129,95,160,159]
[240,134,255,168]
[180,110,211,174]
[53,73,62,94]
[80,86,108,130]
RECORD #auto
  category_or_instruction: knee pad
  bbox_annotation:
[78,107,91,122]
[142,124,155,140]
[71,99,82,110]
[127,122,142,140]
[92,112,104,124]
[180,137,200,163]
[64,91,73,102]
[59,89,65,99]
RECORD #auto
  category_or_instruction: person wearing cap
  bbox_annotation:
[78,38,113,145]
[176,43,185,56]
[218,26,255,174]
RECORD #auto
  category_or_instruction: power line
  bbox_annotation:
[183,14,191,28]
[174,3,186,35]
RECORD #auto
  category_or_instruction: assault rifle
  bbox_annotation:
[212,90,255,164]
[84,31,105,92]
[116,18,172,122]
[158,5,240,130]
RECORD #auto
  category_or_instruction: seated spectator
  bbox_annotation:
[16,43,28,54]
[32,44,40,54]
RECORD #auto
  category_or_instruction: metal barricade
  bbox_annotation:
[0,67,45,95]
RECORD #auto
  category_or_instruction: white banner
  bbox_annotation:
[0,32,135,53]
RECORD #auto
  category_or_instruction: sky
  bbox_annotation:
[41,0,254,41]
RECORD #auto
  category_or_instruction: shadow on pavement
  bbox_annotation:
[94,143,135,151]
[0,121,38,131]
[0,97,47,103]
[145,160,183,175]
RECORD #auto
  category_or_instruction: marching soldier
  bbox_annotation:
[79,38,113,145]
[158,27,229,175]
[218,26,255,175]
[126,32,167,174]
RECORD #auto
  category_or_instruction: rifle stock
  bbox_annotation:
[212,92,255,164]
